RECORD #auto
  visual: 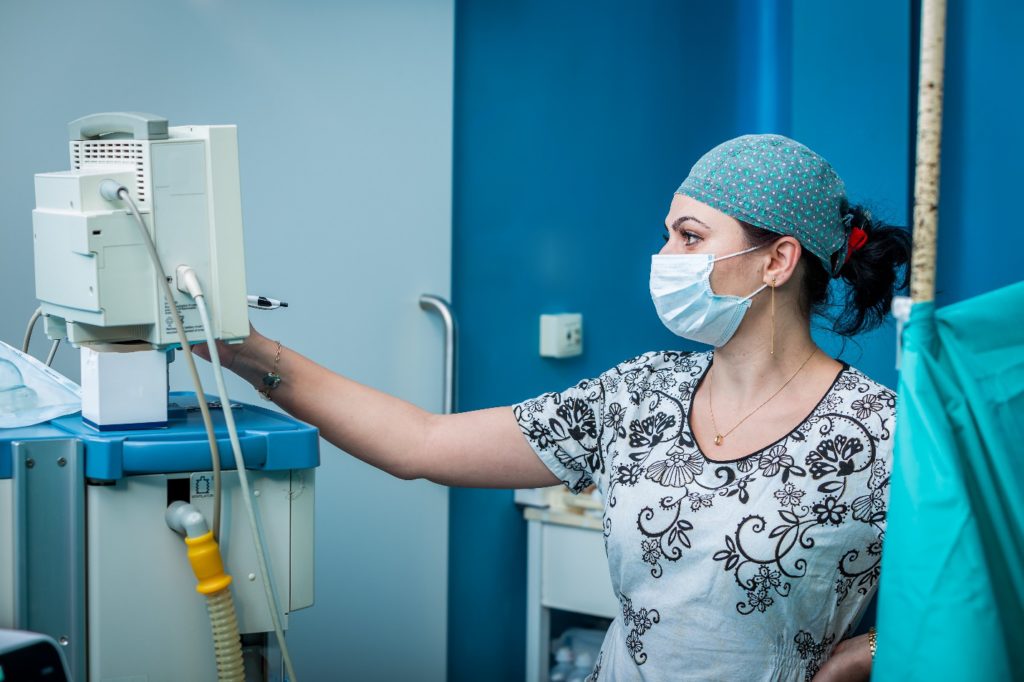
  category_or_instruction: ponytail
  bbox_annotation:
[831,204,912,336]
[740,204,912,337]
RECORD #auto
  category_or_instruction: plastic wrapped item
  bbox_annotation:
[0,358,36,412]
[551,627,606,680]
[0,340,80,428]
[549,645,574,681]
[567,651,594,682]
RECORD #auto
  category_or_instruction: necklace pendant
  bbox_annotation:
[714,434,723,446]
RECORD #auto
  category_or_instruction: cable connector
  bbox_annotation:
[176,265,204,300]
[166,500,210,539]
[166,502,233,595]
[99,179,128,202]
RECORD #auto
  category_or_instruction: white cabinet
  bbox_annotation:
[525,508,619,682]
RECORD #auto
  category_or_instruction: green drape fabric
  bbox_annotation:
[875,280,1024,680]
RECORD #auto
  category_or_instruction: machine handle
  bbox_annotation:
[120,434,268,475]
[419,294,457,415]
[68,111,169,141]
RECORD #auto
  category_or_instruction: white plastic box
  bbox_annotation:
[80,345,168,428]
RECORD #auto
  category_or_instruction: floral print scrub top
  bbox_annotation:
[514,350,894,682]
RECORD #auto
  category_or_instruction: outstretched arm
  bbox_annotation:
[211,328,560,489]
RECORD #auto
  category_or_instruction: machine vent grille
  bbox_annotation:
[71,140,149,204]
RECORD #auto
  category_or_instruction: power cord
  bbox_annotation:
[99,179,225,542]
[22,307,41,354]
[22,307,62,367]
[182,268,298,682]
[45,339,60,367]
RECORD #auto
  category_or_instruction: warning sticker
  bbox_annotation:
[191,473,214,499]
[163,298,204,336]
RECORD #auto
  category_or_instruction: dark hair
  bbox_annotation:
[740,204,912,337]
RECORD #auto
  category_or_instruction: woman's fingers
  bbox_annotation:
[188,323,259,365]
[191,343,211,362]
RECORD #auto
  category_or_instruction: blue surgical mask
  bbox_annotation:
[650,245,767,347]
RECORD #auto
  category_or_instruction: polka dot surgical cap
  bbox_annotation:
[677,134,850,275]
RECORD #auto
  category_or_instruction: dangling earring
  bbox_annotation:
[770,276,777,355]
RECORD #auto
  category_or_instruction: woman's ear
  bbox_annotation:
[763,236,802,286]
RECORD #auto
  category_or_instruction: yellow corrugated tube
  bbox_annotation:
[185,530,234,595]
[167,502,245,682]
[204,588,245,682]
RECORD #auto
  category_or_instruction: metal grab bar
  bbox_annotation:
[418,294,456,415]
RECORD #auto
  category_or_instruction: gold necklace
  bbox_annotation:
[707,349,818,446]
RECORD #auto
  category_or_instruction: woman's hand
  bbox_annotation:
[811,633,872,682]
[191,323,265,379]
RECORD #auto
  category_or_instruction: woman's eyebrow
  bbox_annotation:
[671,215,713,231]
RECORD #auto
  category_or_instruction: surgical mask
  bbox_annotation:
[0,340,81,429]
[650,244,768,347]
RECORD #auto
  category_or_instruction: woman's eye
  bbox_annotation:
[663,229,702,245]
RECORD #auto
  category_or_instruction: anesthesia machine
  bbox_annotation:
[0,112,319,682]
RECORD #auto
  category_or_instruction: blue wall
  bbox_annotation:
[789,0,912,391]
[785,0,1024,377]
[936,0,1024,304]
[450,2,749,679]
[450,0,1024,676]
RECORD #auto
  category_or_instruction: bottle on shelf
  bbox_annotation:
[567,651,594,682]
[549,645,575,682]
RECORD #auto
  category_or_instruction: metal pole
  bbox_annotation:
[910,0,947,303]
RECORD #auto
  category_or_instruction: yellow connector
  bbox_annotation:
[184,531,233,595]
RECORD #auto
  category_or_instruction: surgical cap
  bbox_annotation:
[677,134,850,275]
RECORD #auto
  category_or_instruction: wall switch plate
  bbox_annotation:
[540,313,583,358]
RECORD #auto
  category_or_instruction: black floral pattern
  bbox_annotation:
[614,462,642,486]
[687,491,714,512]
[637,496,693,578]
[644,446,702,487]
[557,397,598,441]
[712,514,796,615]
[812,495,848,526]
[850,393,884,420]
[809,433,863,478]
[757,444,807,482]
[794,629,836,681]
[628,413,676,449]
[513,377,606,493]
[774,482,805,507]
[514,350,894,678]
[620,597,661,665]
[603,402,626,431]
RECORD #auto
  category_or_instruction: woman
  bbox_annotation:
[209,134,909,681]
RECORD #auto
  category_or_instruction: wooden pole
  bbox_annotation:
[911,0,947,303]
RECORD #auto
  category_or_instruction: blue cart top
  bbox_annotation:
[0,392,319,481]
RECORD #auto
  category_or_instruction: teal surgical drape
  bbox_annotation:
[875,281,1024,679]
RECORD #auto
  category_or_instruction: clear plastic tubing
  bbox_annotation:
[207,589,245,682]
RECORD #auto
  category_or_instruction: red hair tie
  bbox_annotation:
[846,226,868,262]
